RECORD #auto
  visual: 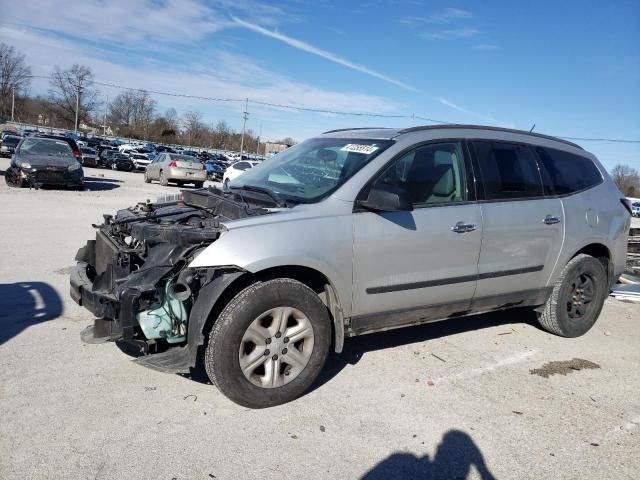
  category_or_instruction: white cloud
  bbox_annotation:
[437,97,509,126]
[427,8,473,24]
[0,25,403,140]
[473,44,501,51]
[425,27,480,40]
[231,16,417,92]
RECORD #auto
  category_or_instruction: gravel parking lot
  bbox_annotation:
[1,157,639,480]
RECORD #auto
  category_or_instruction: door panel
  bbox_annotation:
[352,204,483,318]
[474,198,563,301]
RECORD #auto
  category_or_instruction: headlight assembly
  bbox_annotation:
[68,162,82,172]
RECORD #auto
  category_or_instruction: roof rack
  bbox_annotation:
[322,127,385,134]
[397,124,583,150]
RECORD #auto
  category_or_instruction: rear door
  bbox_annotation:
[470,141,564,309]
[351,141,483,334]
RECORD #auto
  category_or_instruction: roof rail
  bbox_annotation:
[322,127,386,134]
[397,124,583,150]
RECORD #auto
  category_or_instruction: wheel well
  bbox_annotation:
[198,265,338,357]
[572,243,611,279]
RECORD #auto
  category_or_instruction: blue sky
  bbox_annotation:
[1,0,638,169]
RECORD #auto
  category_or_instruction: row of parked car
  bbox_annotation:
[1,129,267,190]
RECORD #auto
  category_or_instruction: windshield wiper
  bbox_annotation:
[231,184,285,207]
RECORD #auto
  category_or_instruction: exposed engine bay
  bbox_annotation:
[70,187,276,371]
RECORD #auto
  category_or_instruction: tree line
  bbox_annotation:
[0,42,295,152]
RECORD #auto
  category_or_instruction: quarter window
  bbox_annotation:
[473,142,543,199]
[373,142,467,205]
[535,147,602,195]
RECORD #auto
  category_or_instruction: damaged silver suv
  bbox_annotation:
[71,125,630,408]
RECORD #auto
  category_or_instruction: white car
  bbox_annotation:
[130,153,152,170]
[222,160,258,185]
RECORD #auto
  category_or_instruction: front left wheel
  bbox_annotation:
[204,279,332,408]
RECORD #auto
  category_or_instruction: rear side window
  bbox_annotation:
[535,147,602,195]
[473,142,542,200]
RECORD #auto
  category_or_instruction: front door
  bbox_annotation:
[351,141,483,335]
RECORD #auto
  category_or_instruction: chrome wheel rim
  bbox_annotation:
[566,273,595,319]
[239,307,314,388]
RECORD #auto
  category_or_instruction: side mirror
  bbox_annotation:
[358,184,413,212]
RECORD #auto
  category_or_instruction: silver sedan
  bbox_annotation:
[144,153,207,187]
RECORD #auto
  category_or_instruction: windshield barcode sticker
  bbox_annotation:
[340,144,379,155]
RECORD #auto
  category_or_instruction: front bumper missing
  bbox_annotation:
[71,231,246,372]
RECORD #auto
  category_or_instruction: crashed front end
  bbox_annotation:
[70,188,255,371]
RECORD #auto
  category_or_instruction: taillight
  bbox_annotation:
[168,161,177,167]
[621,198,633,215]
[73,150,81,158]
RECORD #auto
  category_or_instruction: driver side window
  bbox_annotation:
[374,142,467,206]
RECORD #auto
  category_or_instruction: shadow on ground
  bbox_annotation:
[182,307,539,389]
[362,429,496,480]
[309,307,538,393]
[0,282,63,344]
[82,176,123,191]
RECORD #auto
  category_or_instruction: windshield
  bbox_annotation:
[3,136,20,146]
[172,154,198,162]
[81,148,95,154]
[18,138,73,156]
[229,137,393,203]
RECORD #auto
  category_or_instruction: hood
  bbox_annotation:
[17,154,77,168]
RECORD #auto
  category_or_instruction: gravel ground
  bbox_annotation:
[1,158,639,480]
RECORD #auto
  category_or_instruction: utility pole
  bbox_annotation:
[74,83,82,135]
[103,95,108,136]
[239,98,249,155]
[256,123,262,155]
[11,87,15,122]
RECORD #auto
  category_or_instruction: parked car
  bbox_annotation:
[632,202,640,217]
[97,148,117,168]
[71,125,630,408]
[205,160,226,181]
[130,153,152,170]
[222,160,258,185]
[5,136,83,189]
[0,135,21,157]
[80,147,98,167]
[143,152,206,187]
[111,152,135,171]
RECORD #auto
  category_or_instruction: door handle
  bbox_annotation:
[543,215,561,225]
[451,221,477,233]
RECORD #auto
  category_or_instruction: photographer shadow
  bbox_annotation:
[362,429,496,480]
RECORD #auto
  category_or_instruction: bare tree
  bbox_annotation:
[0,43,32,120]
[182,110,205,146]
[108,90,156,138]
[611,164,640,197]
[48,64,100,130]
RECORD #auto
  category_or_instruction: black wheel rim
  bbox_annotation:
[566,273,595,319]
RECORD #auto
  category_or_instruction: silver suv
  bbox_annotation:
[71,125,631,407]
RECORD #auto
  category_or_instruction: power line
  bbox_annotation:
[28,74,640,144]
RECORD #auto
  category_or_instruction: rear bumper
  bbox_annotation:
[168,168,207,182]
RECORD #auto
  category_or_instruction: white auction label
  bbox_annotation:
[340,144,379,155]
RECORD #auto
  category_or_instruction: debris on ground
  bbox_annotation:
[427,380,435,387]
[320,425,326,433]
[609,283,640,302]
[431,353,446,362]
[144,386,157,391]
[530,358,600,378]
[183,394,197,401]
[512,411,524,415]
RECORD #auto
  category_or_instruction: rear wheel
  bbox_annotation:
[159,170,168,186]
[204,279,332,408]
[193,181,204,189]
[143,171,151,183]
[537,254,607,337]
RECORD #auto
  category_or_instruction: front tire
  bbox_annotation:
[204,279,332,408]
[159,170,168,186]
[144,171,151,183]
[537,254,608,337]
